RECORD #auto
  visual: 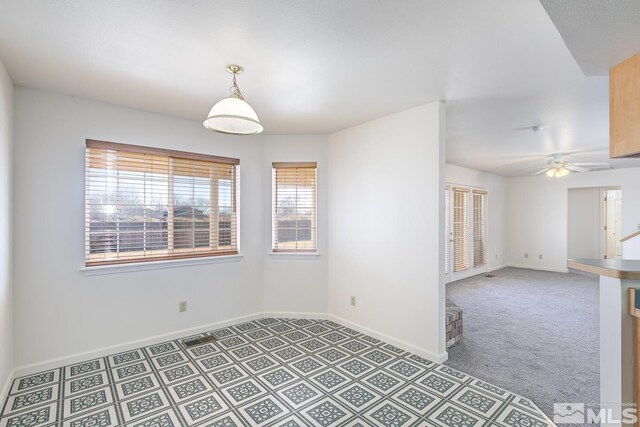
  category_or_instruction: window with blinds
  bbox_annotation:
[272,162,317,252]
[452,187,469,272]
[473,190,487,267]
[85,140,239,266]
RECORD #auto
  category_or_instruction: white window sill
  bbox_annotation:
[81,254,244,276]
[268,252,320,259]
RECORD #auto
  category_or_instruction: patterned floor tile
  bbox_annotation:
[111,360,152,382]
[167,376,213,404]
[333,383,383,412]
[493,405,552,427]
[63,371,109,396]
[362,400,418,426]
[258,366,300,390]
[2,384,60,417]
[276,380,323,409]
[427,401,486,427]
[239,396,290,426]
[9,370,60,395]
[0,402,57,427]
[108,349,145,367]
[157,362,199,385]
[177,391,229,425]
[114,373,160,400]
[309,368,352,393]
[220,377,268,405]
[390,384,441,416]
[61,404,118,427]
[301,397,353,427]
[0,318,552,427]
[208,365,250,388]
[125,407,181,427]
[450,386,502,418]
[62,386,114,419]
[119,389,171,423]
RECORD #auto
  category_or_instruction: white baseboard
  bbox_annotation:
[0,369,14,408]
[488,264,508,272]
[12,312,264,378]
[327,314,448,364]
[506,263,569,273]
[263,311,328,320]
[12,310,447,379]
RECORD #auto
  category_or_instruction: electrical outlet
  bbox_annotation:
[538,254,543,260]
[524,253,528,258]
[350,296,356,307]
[179,301,187,312]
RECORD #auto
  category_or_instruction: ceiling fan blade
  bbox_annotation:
[532,168,550,176]
[566,165,589,173]
[572,162,610,167]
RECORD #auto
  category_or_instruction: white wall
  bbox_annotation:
[327,101,447,361]
[262,135,328,315]
[507,168,640,272]
[567,187,602,259]
[446,163,508,271]
[12,87,266,366]
[0,59,13,392]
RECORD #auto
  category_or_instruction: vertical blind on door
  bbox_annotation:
[473,190,487,267]
[85,140,239,266]
[452,187,470,272]
[272,162,317,252]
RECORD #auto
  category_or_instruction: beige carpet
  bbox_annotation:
[445,267,599,419]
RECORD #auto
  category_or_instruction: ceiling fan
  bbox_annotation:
[532,155,610,178]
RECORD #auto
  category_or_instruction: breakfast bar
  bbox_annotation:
[568,259,640,426]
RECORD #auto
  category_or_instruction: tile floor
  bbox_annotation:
[0,318,554,426]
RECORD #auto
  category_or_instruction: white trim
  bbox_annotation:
[327,314,448,364]
[268,252,320,259]
[80,254,244,276]
[12,312,262,378]
[263,311,328,319]
[506,263,569,274]
[488,264,508,272]
[0,369,14,408]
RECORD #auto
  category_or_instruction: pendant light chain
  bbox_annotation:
[230,71,245,100]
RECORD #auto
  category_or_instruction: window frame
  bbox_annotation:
[84,139,240,267]
[271,162,318,253]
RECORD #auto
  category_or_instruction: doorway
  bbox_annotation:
[444,184,488,283]
[567,186,622,260]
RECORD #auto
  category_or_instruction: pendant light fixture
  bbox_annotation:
[203,64,263,135]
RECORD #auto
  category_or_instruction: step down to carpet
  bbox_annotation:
[183,335,217,348]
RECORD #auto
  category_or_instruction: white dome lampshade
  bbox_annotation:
[203,64,263,135]
[203,96,263,135]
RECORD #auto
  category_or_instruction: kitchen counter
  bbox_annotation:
[568,258,640,280]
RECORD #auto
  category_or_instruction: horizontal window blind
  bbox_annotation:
[473,190,487,267]
[85,140,239,266]
[272,162,317,252]
[453,187,469,272]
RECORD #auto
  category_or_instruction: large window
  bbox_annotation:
[85,140,239,266]
[272,162,317,252]
[473,190,487,267]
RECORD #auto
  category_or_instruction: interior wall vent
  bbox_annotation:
[182,335,217,348]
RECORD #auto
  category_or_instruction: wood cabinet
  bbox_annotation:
[610,52,640,158]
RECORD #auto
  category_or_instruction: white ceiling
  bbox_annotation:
[540,0,640,76]
[0,0,639,177]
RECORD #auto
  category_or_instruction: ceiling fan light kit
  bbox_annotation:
[203,64,264,135]
[533,155,611,178]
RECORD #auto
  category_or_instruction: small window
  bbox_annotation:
[85,140,239,266]
[272,162,317,252]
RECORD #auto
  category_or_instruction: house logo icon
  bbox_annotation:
[554,403,585,424]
